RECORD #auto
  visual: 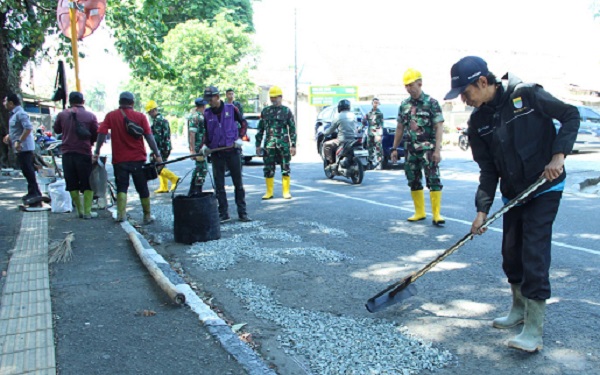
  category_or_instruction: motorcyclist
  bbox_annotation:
[323,99,357,168]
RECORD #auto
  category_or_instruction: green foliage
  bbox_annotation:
[85,84,107,113]
[126,13,258,115]
[105,0,255,81]
[166,116,184,136]
[1,0,57,86]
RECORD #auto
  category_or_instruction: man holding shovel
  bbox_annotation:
[202,86,251,223]
[444,56,579,352]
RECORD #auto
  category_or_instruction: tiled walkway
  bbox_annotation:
[0,212,55,375]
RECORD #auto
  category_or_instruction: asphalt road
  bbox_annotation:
[134,144,600,375]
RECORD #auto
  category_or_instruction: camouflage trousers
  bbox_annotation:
[190,159,208,190]
[404,150,443,191]
[263,146,291,178]
[367,127,382,164]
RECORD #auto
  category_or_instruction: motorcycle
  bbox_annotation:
[322,138,368,184]
[35,129,62,157]
[457,126,469,151]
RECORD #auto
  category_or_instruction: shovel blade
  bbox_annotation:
[365,283,418,313]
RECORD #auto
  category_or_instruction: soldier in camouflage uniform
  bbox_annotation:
[363,98,384,169]
[391,68,446,226]
[146,100,180,193]
[188,98,208,196]
[225,89,244,117]
[255,86,297,200]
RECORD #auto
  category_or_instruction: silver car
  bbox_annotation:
[554,105,600,153]
[241,113,264,164]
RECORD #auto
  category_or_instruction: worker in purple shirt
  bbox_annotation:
[200,86,251,223]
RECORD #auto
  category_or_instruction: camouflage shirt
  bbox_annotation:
[188,111,205,152]
[365,108,383,129]
[256,105,297,148]
[151,113,172,155]
[398,92,444,152]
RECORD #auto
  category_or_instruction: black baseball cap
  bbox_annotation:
[203,86,219,100]
[119,91,135,101]
[69,91,84,103]
[444,56,489,100]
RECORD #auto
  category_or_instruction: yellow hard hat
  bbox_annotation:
[145,100,158,113]
[403,68,422,86]
[268,86,283,97]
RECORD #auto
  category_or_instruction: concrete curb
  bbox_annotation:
[118,218,276,375]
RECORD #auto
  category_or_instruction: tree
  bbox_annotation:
[0,0,256,167]
[126,13,258,114]
[85,83,107,113]
[104,0,255,81]
[0,0,56,167]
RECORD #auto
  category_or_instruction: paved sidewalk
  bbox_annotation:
[0,176,252,375]
[0,212,55,375]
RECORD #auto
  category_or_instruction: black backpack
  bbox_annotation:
[71,111,91,140]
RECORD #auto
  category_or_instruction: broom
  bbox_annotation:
[49,231,75,263]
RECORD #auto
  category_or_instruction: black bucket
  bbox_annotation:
[173,192,221,244]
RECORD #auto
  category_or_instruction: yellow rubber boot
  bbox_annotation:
[407,190,426,222]
[154,171,169,193]
[140,197,155,224]
[116,193,127,222]
[262,177,274,200]
[161,167,181,192]
[83,190,98,219]
[430,190,445,226]
[69,191,83,218]
[282,175,292,199]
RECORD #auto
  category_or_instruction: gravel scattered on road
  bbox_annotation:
[186,220,352,270]
[226,278,454,375]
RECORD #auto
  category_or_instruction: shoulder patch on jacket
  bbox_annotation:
[513,97,523,109]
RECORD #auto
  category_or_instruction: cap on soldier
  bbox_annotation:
[119,91,135,101]
[69,91,84,104]
[194,98,207,106]
[444,56,489,100]
[203,86,220,100]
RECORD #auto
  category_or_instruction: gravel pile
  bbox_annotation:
[226,278,454,375]
[187,221,352,270]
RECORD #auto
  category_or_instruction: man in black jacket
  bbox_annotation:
[444,56,579,353]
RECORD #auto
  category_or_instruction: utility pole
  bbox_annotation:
[294,8,298,125]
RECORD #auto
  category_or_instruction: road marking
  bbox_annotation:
[243,172,600,257]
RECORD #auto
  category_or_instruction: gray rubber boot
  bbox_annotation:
[508,299,546,353]
[493,283,525,329]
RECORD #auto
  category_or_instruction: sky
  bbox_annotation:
[24,0,600,112]
[252,0,600,101]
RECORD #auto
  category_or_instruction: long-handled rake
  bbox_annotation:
[365,177,547,313]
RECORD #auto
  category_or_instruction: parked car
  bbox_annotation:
[553,105,600,153]
[241,113,264,164]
